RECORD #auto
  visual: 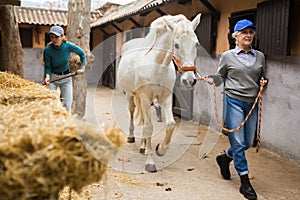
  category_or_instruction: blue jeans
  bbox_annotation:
[48,73,73,111]
[224,95,258,176]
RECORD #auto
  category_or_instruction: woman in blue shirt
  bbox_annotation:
[43,25,86,111]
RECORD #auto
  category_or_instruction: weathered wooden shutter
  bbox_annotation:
[195,13,217,54]
[256,0,291,56]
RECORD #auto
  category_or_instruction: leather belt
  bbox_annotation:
[52,69,70,75]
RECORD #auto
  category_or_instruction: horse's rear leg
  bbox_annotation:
[153,98,162,122]
[127,95,135,143]
[156,97,175,156]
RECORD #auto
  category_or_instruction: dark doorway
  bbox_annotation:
[19,28,33,47]
[102,34,116,89]
[172,73,194,120]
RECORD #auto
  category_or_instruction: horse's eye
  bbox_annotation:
[175,43,179,49]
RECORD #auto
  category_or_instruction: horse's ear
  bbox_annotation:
[191,13,201,30]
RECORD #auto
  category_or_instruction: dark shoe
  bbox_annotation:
[252,137,259,147]
[240,174,257,200]
[216,153,232,180]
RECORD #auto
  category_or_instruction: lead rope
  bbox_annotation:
[196,72,266,152]
[256,84,264,152]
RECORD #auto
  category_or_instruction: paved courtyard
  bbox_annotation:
[76,86,300,200]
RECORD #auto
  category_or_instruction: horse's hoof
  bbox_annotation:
[139,148,145,154]
[127,137,135,143]
[155,144,163,157]
[145,164,157,173]
[155,143,168,157]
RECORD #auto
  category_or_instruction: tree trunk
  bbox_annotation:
[0,5,23,77]
[67,0,94,117]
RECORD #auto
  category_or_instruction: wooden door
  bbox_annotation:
[172,74,194,120]
[102,35,116,89]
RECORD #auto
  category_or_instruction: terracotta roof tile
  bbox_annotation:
[91,0,175,27]
[14,6,100,26]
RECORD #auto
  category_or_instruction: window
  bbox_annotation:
[228,9,257,50]
[45,33,51,46]
[19,28,33,48]
[229,0,292,56]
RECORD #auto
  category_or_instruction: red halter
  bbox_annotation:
[172,55,197,74]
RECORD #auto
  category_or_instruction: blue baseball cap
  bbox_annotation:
[49,25,64,36]
[234,19,256,32]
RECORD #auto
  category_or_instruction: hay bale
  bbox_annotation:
[0,72,123,199]
[0,72,59,105]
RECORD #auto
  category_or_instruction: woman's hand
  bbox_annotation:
[260,77,268,86]
[76,66,85,74]
[43,74,50,86]
[202,75,214,85]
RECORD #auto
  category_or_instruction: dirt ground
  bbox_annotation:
[65,86,300,200]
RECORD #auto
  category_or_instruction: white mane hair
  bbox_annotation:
[121,14,190,56]
[143,14,189,54]
[121,14,196,55]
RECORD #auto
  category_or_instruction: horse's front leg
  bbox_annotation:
[140,93,156,172]
[156,95,175,156]
[127,95,135,143]
[144,122,156,172]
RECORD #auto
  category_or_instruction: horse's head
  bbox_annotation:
[164,14,201,90]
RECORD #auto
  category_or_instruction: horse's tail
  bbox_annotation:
[134,95,144,126]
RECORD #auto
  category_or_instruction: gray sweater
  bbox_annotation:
[211,49,266,102]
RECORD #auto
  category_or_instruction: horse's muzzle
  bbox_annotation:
[182,78,197,89]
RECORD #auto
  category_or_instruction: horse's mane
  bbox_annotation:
[121,14,189,56]
[144,14,188,55]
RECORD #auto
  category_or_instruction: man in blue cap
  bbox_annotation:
[202,19,268,200]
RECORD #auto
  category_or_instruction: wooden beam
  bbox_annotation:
[177,0,192,5]
[129,17,141,27]
[0,0,20,6]
[111,23,123,32]
[155,8,167,16]
[116,18,126,23]
[98,27,109,36]
[140,10,152,17]
[199,0,220,20]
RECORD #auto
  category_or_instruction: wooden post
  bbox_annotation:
[0,5,24,77]
[67,0,94,117]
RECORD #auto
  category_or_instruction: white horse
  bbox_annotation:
[117,14,201,172]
